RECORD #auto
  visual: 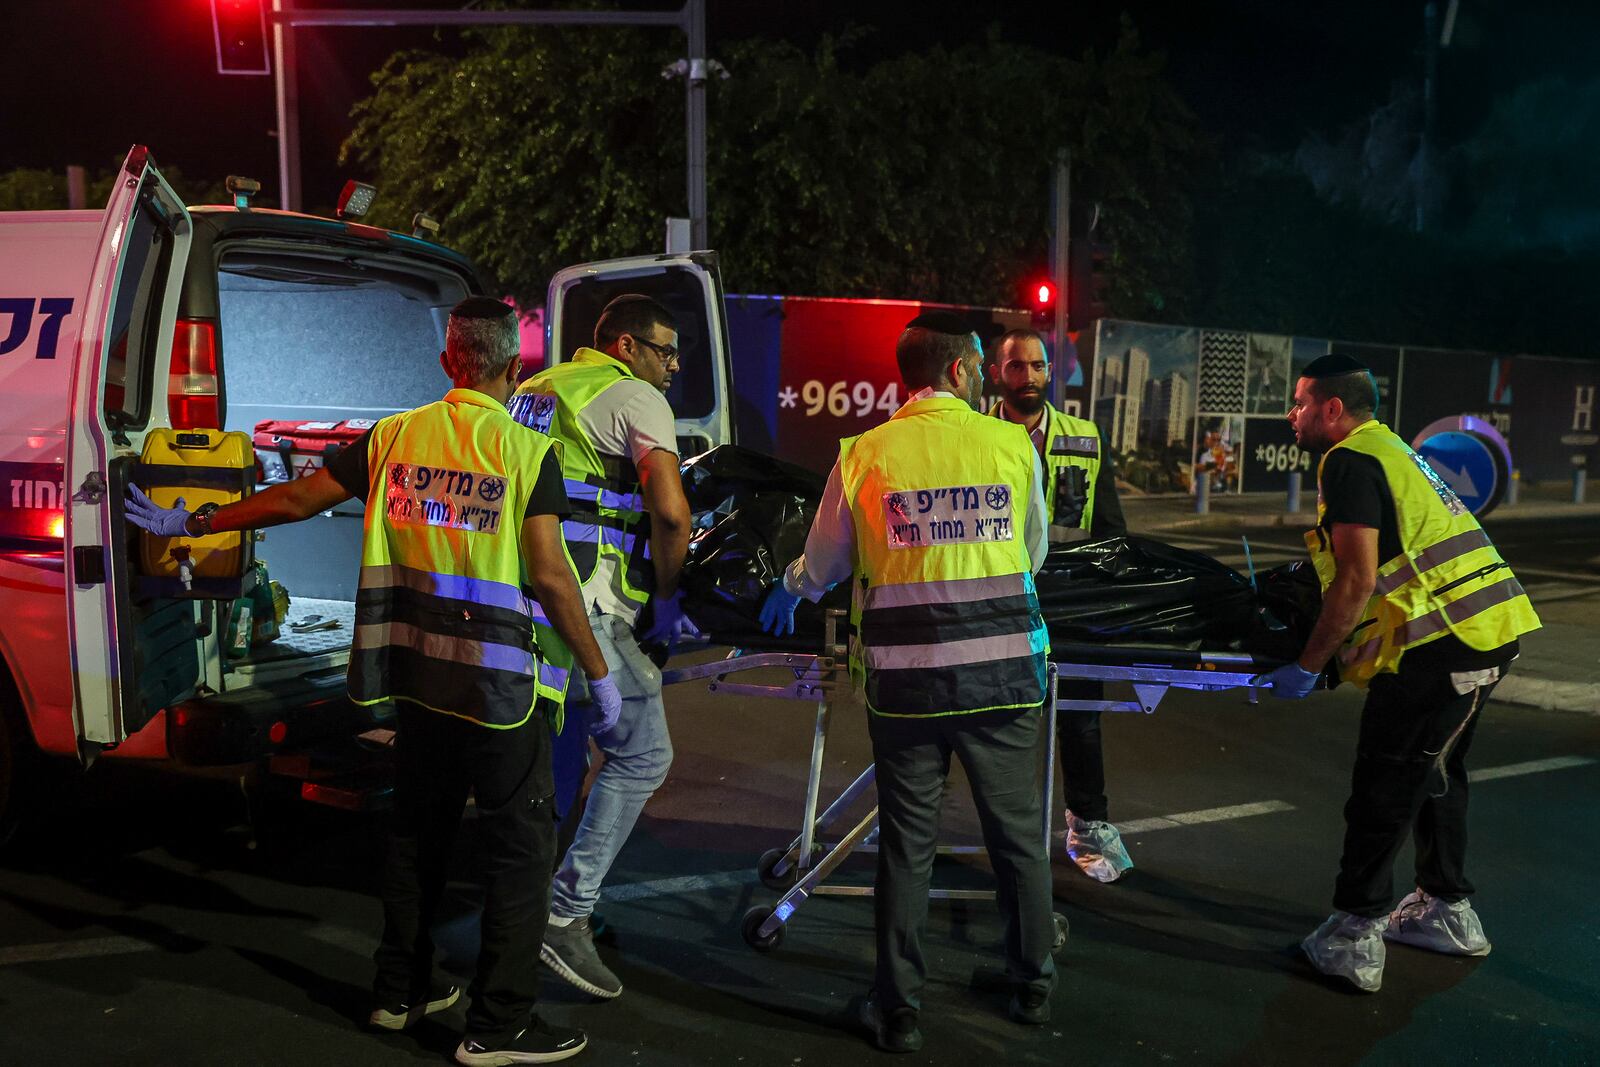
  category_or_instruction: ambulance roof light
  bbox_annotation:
[411,212,440,240]
[336,180,377,219]
[225,175,261,211]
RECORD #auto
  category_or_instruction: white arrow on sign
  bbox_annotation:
[1430,459,1481,500]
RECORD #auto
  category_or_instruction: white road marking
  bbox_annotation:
[1118,799,1296,835]
[1508,565,1600,584]
[603,870,750,902]
[1470,756,1596,782]
[0,935,156,967]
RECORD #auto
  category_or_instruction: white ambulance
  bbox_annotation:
[0,147,734,843]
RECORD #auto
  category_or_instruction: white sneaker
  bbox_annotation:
[1384,889,1492,957]
[1064,811,1134,883]
[1301,911,1387,993]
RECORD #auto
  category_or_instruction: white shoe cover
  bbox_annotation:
[1384,889,1492,956]
[1302,911,1387,992]
[1065,812,1134,883]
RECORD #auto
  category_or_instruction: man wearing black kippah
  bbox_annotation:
[1255,354,1540,994]
[760,310,1065,1049]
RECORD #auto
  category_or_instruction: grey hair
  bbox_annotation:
[443,298,519,385]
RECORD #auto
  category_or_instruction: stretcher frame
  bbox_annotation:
[660,612,1274,951]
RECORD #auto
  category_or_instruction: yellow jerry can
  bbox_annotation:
[135,428,255,596]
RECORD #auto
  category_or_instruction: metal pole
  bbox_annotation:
[1195,472,1211,514]
[1575,467,1587,505]
[686,0,708,249]
[1051,148,1070,407]
[273,0,302,212]
[1286,470,1302,513]
[1506,469,1520,506]
[65,166,87,210]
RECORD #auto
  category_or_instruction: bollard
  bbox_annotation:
[1576,468,1588,505]
[1506,469,1520,507]
[1286,471,1302,513]
[1195,474,1211,514]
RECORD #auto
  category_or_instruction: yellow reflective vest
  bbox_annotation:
[840,396,1050,718]
[510,349,655,617]
[1308,420,1541,687]
[347,388,567,729]
[987,399,1103,540]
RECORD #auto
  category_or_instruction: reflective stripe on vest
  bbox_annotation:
[512,349,655,615]
[987,400,1101,537]
[843,398,1049,718]
[1307,421,1541,687]
[347,391,555,728]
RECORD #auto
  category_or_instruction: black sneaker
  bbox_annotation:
[1009,986,1051,1025]
[455,1019,587,1066]
[367,982,460,1031]
[851,991,922,1053]
[540,916,622,999]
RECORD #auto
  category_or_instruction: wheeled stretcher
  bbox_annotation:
[659,611,1284,952]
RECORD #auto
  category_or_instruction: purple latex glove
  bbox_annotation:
[1254,662,1319,700]
[588,673,622,736]
[125,484,192,537]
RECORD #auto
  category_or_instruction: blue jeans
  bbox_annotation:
[549,612,673,920]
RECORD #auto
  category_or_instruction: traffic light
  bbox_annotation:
[211,0,271,77]
[1068,240,1110,324]
[1026,277,1058,326]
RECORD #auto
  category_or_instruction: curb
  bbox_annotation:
[1135,504,1600,535]
[1492,674,1600,716]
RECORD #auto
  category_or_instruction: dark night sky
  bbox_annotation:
[1,1,1594,209]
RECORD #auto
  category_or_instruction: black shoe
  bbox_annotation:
[368,982,460,1031]
[851,991,923,1053]
[455,1019,588,1065]
[1009,986,1051,1025]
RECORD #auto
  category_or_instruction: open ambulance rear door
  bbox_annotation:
[545,252,735,456]
[64,147,194,754]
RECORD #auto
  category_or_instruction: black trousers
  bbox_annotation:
[1332,666,1496,918]
[373,703,555,1043]
[868,707,1058,1015]
[1057,680,1108,823]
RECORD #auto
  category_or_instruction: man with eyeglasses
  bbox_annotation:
[508,294,697,1001]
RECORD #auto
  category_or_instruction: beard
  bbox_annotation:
[1003,387,1046,416]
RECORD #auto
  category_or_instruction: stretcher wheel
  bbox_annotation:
[741,905,786,953]
[756,846,820,892]
[1051,912,1069,955]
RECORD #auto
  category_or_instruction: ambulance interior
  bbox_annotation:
[209,249,470,687]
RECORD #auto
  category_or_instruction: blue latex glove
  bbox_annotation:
[125,484,192,537]
[759,580,803,637]
[588,673,623,737]
[641,589,701,648]
[1254,662,1320,700]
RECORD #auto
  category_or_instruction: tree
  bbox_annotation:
[341,15,1200,314]
[0,164,227,212]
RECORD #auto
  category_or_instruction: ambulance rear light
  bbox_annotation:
[169,319,221,429]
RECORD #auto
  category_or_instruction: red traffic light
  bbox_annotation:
[211,0,271,77]
[1032,280,1056,308]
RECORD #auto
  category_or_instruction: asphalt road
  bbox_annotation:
[2,517,1597,1066]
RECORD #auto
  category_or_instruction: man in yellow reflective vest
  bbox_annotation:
[1255,353,1540,994]
[508,294,695,1001]
[987,328,1132,883]
[761,311,1063,1051]
[126,297,611,1064]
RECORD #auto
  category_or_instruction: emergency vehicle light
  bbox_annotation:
[169,320,221,429]
[225,175,261,211]
[336,181,377,219]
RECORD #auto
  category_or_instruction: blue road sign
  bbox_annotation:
[1417,430,1500,516]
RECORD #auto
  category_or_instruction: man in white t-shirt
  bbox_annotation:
[508,295,695,1001]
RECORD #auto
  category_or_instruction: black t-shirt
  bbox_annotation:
[1319,449,1517,672]
[326,428,569,521]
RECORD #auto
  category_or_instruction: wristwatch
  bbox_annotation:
[188,503,221,537]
